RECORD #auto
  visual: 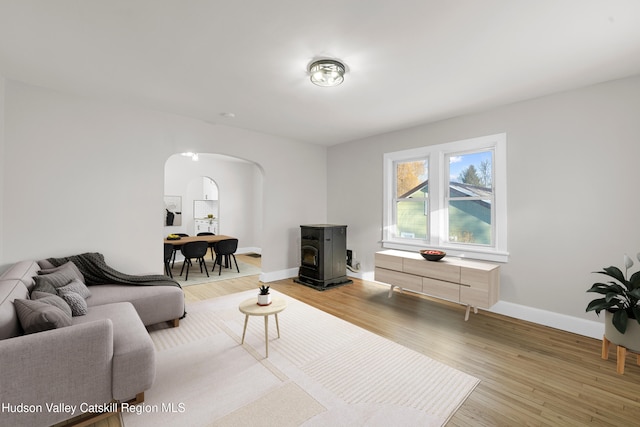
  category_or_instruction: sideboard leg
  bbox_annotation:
[388,285,400,298]
[464,305,471,321]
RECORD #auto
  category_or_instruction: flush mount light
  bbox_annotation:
[309,59,345,87]
[181,152,199,161]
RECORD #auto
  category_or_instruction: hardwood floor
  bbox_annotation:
[89,255,640,426]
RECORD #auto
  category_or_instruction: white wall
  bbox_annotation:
[328,75,640,337]
[0,76,4,264]
[0,80,327,277]
[164,153,262,252]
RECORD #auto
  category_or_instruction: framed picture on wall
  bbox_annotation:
[164,196,182,226]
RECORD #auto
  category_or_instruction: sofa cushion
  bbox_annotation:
[72,302,155,400]
[57,290,88,316]
[57,280,91,316]
[33,264,84,292]
[0,280,30,339]
[31,280,57,295]
[14,298,72,334]
[86,284,184,326]
[0,318,114,427]
[38,261,85,284]
[57,278,91,299]
[31,290,58,300]
[0,261,40,291]
[30,293,73,318]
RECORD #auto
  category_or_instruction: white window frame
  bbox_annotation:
[383,133,508,263]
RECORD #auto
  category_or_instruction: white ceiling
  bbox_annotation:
[1,1,639,146]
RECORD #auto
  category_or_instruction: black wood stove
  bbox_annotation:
[294,224,353,291]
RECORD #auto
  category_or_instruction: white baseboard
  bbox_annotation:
[260,267,298,283]
[488,300,603,340]
[237,247,261,255]
[347,270,374,281]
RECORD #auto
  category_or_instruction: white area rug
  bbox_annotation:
[122,290,479,427]
[169,260,261,286]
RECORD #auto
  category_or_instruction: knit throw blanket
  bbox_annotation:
[47,252,180,288]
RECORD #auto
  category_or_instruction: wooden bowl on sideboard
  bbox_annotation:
[419,249,446,261]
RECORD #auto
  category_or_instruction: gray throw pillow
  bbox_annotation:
[58,290,88,316]
[38,261,85,284]
[30,290,56,300]
[57,279,91,299]
[30,293,73,318]
[33,269,76,293]
[30,281,57,295]
[14,298,72,334]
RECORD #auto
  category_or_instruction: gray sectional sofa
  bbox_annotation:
[0,258,185,427]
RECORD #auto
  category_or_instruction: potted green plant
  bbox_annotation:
[586,254,640,350]
[258,285,271,306]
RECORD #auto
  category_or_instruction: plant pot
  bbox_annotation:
[605,311,640,352]
[257,294,271,306]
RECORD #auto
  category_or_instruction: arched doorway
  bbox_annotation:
[164,153,264,256]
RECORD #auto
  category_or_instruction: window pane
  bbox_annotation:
[448,150,493,246]
[448,199,492,245]
[449,151,492,197]
[396,200,427,239]
[383,133,506,259]
[396,160,427,198]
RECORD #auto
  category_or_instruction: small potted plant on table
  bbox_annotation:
[258,285,271,306]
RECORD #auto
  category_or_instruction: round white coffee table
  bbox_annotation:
[238,296,287,357]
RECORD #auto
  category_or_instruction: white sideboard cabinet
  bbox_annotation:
[374,249,500,320]
[195,219,218,235]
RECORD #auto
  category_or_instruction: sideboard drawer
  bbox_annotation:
[422,277,460,302]
[460,265,498,290]
[375,268,422,293]
[375,252,404,271]
[460,286,491,308]
[404,258,460,283]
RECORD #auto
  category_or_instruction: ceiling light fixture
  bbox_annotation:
[181,152,199,161]
[309,59,345,87]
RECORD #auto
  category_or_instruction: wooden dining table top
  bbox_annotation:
[163,234,234,245]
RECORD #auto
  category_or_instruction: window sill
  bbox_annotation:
[381,240,509,263]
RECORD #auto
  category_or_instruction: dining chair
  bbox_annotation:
[213,238,239,275]
[163,243,174,278]
[196,232,216,262]
[180,241,210,280]
[170,233,189,268]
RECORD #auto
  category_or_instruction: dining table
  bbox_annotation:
[163,234,235,246]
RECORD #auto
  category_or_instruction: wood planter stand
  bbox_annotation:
[601,336,640,374]
[601,311,640,374]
